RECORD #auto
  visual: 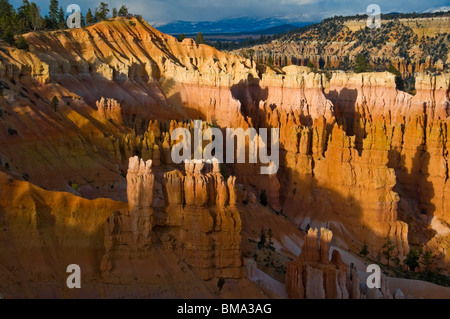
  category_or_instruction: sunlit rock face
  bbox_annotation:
[0,16,449,298]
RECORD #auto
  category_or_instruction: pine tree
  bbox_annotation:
[382,236,395,266]
[0,0,18,35]
[359,243,369,257]
[52,96,59,112]
[85,8,94,25]
[80,12,85,27]
[178,33,185,42]
[195,31,205,44]
[112,8,117,18]
[58,6,65,29]
[30,2,42,31]
[48,0,59,29]
[404,247,420,271]
[118,5,128,17]
[17,0,32,33]
[15,35,29,50]
[0,0,14,18]
[354,54,372,73]
[0,0,17,38]
[95,2,109,21]
[257,227,266,249]
[421,249,434,272]
[2,26,15,45]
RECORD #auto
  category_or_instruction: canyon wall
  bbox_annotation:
[0,170,127,297]
[247,44,447,78]
[0,155,246,296]
[328,72,450,229]
[0,17,449,293]
[232,70,449,258]
[234,16,450,78]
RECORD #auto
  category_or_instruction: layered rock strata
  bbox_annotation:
[96,97,123,126]
[162,160,246,280]
[100,156,245,280]
[286,227,406,299]
[286,228,359,299]
[101,156,154,274]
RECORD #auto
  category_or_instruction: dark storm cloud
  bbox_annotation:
[11,0,450,25]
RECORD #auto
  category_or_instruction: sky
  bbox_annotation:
[10,0,450,25]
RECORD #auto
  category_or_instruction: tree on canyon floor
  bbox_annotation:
[258,227,266,249]
[359,243,369,258]
[404,246,421,271]
[379,244,450,287]
[421,249,435,273]
[381,236,396,266]
[51,96,59,112]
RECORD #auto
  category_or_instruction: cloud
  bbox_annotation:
[11,0,450,25]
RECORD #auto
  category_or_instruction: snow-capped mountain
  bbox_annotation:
[422,6,450,13]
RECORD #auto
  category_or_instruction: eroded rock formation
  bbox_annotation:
[286,227,407,299]
[233,16,450,78]
[96,97,123,126]
[101,156,154,273]
[162,160,246,280]
[0,16,449,298]
[286,228,359,299]
[100,157,245,280]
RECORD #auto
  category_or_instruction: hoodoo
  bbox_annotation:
[0,7,449,299]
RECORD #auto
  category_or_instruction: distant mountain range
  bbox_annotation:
[157,17,314,35]
[423,6,450,13]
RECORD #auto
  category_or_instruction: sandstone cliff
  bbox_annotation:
[0,16,449,298]
[327,71,450,244]
[233,16,450,78]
